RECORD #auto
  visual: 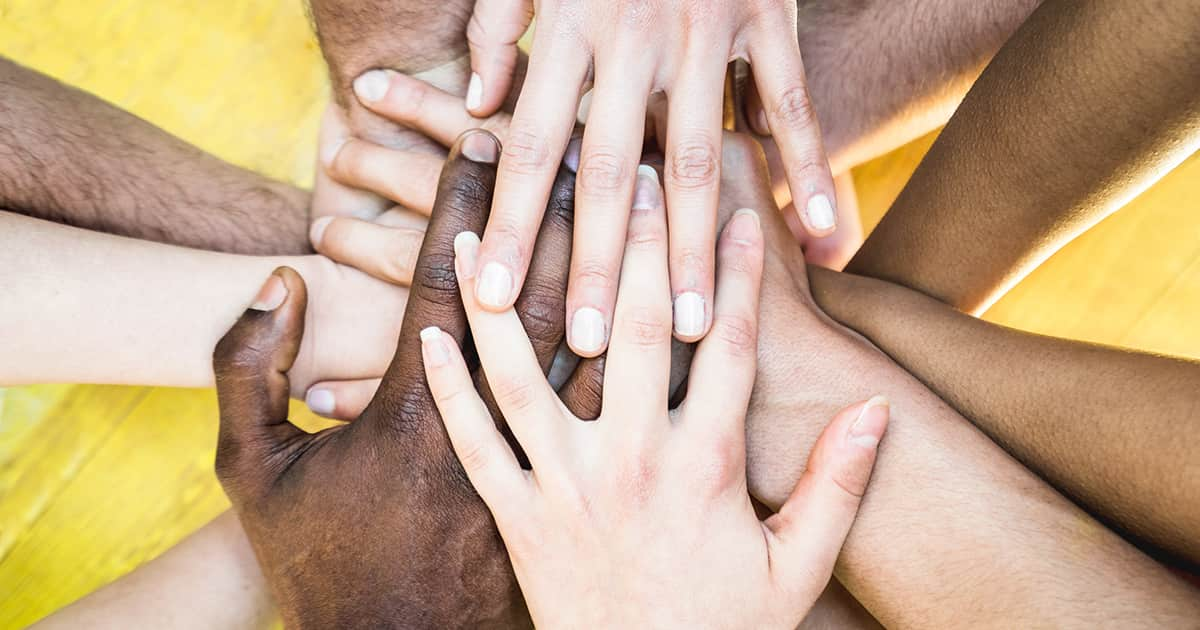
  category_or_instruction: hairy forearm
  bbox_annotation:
[846,0,1200,313]
[0,58,311,255]
[808,266,1200,569]
[0,212,320,388]
[798,0,1043,173]
[34,512,274,630]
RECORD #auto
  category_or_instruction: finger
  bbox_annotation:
[312,103,390,221]
[664,52,727,342]
[213,268,308,492]
[353,70,505,149]
[309,216,425,285]
[747,26,838,237]
[680,209,763,441]
[322,137,443,215]
[565,63,654,357]
[742,73,770,137]
[766,397,889,598]
[802,172,864,271]
[455,230,567,470]
[367,130,501,416]
[475,35,589,312]
[559,356,605,421]
[466,0,534,116]
[603,165,673,422]
[421,325,526,510]
[304,378,382,420]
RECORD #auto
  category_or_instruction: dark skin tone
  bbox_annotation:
[0,58,311,255]
[213,130,601,628]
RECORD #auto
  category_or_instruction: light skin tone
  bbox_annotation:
[424,174,889,628]
[845,0,1200,314]
[809,267,1200,570]
[0,58,311,255]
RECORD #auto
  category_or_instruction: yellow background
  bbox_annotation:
[0,0,1197,627]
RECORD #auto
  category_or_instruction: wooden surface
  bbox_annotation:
[0,1,1197,627]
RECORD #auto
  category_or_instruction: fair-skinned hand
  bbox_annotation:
[422,165,887,628]
[459,0,838,361]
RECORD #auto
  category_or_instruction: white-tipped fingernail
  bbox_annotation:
[673,292,705,337]
[576,89,593,125]
[570,307,606,354]
[353,69,390,103]
[453,231,481,278]
[421,326,450,367]
[633,165,660,210]
[310,216,333,248]
[477,262,513,308]
[466,73,483,111]
[728,208,761,244]
[805,194,836,231]
[849,395,890,447]
[305,388,336,416]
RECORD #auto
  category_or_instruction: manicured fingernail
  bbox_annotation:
[460,131,500,164]
[353,69,390,103]
[249,274,287,311]
[632,164,660,210]
[673,291,705,337]
[466,73,483,111]
[421,326,450,367]
[570,307,606,354]
[564,137,582,172]
[729,208,761,244]
[476,262,514,308]
[576,89,593,125]
[319,137,346,169]
[453,231,481,278]
[754,109,770,136]
[849,395,890,448]
[805,194,836,231]
[310,216,333,248]
[305,388,336,416]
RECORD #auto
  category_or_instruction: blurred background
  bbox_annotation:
[0,0,1197,626]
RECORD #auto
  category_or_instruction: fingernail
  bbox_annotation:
[466,73,483,112]
[754,109,770,136]
[729,208,761,244]
[249,274,288,311]
[453,231,481,278]
[805,194,837,232]
[849,395,890,448]
[305,388,336,416]
[576,89,593,125]
[673,291,705,337]
[476,262,514,308]
[353,69,390,103]
[421,326,450,367]
[319,137,346,169]
[570,307,606,354]
[460,131,500,164]
[632,164,660,210]
[310,216,333,248]
[564,137,582,173]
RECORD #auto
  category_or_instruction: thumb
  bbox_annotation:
[764,396,889,601]
[466,0,533,116]
[213,267,308,495]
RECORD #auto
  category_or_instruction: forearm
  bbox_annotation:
[846,0,1200,313]
[808,266,1200,568]
[797,0,1042,173]
[0,212,318,388]
[34,512,274,630]
[0,58,311,255]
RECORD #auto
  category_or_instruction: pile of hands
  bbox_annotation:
[214,1,889,626]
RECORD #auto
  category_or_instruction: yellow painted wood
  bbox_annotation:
[0,0,1196,627]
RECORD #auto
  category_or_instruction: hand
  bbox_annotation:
[423,160,886,628]
[213,130,601,627]
[463,0,837,362]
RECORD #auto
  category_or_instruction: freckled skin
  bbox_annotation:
[213,133,602,629]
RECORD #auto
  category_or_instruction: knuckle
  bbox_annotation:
[517,291,564,345]
[501,125,552,175]
[213,332,269,379]
[617,307,672,348]
[830,458,872,501]
[710,314,758,357]
[772,85,816,128]
[572,259,619,292]
[576,148,629,195]
[455,439,495,475]
[441,176,493,217]
[667,139,719,190]
[695,431,745,493]
[671,248,709,274]
[625,216,667,250]
[492,375,540,413]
